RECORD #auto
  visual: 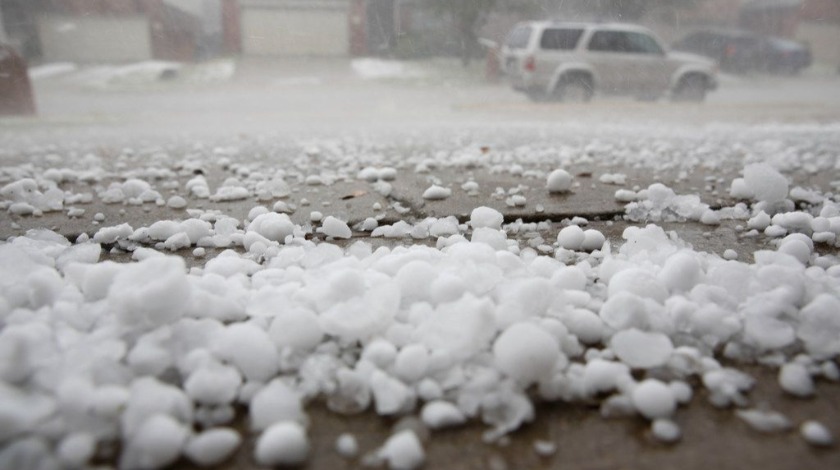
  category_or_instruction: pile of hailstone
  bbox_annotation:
[2,197,839,469]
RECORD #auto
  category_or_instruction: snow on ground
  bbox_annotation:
[1,123,839,468]
[351,59,426,80]
[28,63,79,81]
[30,60,237,89]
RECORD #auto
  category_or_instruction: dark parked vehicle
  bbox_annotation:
[672,29,811,75]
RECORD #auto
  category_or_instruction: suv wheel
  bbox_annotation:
[554,76,593,103]
[672,75,707,102]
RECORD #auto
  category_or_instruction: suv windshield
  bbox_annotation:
[505,25,532,49]
[540,28,583,50]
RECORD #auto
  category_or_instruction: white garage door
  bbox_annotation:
[242,8,349,56]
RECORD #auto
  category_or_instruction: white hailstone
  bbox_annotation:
[247,212,295,243]
[611,329,673,369]
[615,189,639,202]
[493,322,561,385]
[57,433,96,468]
[336,433,359,458]
[800,421,834,447]
[608,269,668,303]
[562,309,604,344]
[319,216,352,239]
[557,225,585,251]
[651,419,681,443]
[394,344,430,383]
[362,339,398,368]
[700,209,721,225]
[430,273,467,304]
[729,178,753,199]
[658,252,702,293]
[250,380,305,431]
[379,167,397,180]
[359,217,379,232]
[736,409,792,433]
[797,294,840,358]
[417,379,443,402]
[184,428,241,467]
[471,227,508,251]
[93,223,133,244]
[214,323,279,382]
[462,181,480,194]
[268,308,323,351]
[821,362,840,381]
[370,370,414,415]
[747,211,771,230]
[358,167,380,182]
[582,359,631,395]
[470,206,503,230]
[669,381,693,405]
[167,196,187,209]
[581,229,606,252]
[164,232,191,251]
[119,414,189,470]
[184,364,241,406]
[632,379,677,420]
[420,401,466,430]
[743,163,788,203]
[111,256,190,329]
[533,440,557,457]
[378,430,425,470]
[210,186,249,202]
[723,249,738,260]
[310,211,323,223]
[778,239,811,264]
[273,201,295,214]
[778,363,815,398]
[811,216,830,233]
[255,422,309,467]
[552,266,587,291]
[546,169,573,193]
[422,185,452,200]
[305,175,324,186]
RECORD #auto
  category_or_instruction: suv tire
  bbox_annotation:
[554,75,593,103]
[672,74,707,102]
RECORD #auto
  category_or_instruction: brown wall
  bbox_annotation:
[801,0,840,22]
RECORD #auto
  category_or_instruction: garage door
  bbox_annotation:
[241,8,349,56]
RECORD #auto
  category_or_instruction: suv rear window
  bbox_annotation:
[505,26,532,49]
[540,28,583,50]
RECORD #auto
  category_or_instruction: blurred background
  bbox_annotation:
[1,0,838,69]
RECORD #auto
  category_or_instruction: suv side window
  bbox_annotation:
[587,31,630,53]
[540,28,583,50]
[506,26,532,49]
[588,30,663,54]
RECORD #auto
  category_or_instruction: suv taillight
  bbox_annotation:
[524,56,536,72]
[724,45,737,58]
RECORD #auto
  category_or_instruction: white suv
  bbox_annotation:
[502,22,718,102]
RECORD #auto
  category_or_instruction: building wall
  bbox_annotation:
[798,21,840,65]
[37,15,152,62]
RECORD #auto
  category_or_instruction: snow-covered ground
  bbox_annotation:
[1,119,840,469]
